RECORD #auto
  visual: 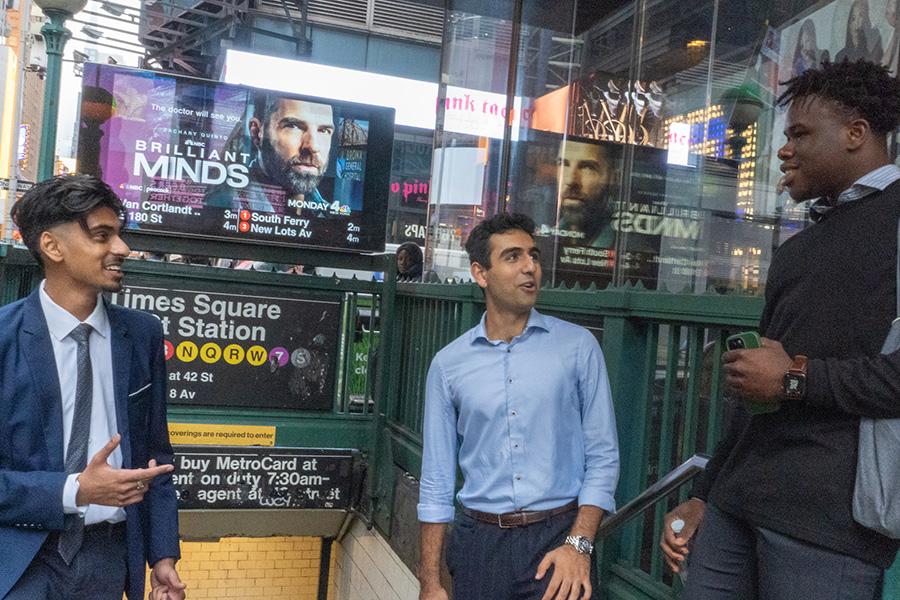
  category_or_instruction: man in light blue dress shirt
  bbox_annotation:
[417,213,619,600]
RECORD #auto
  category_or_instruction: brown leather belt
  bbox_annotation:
[462,500,577,528]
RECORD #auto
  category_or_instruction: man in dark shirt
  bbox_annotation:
[660,60,900,599]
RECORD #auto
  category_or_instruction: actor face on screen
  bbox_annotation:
[250,98,335,198]
[558,140,615,246]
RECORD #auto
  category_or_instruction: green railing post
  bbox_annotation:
[886,561,900,598]
[370,255,399,531]
[599,313,655,575]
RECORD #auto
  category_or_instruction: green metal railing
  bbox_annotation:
[2,245,896,599]
[375,279,763,599]
[0,247,381,452]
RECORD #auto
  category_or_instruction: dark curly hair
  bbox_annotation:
[464,212,535,267]
[777,59,900,135]
[11,174,126,265]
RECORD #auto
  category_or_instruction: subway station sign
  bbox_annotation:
[173,446,354,509]
[109,282,341,410]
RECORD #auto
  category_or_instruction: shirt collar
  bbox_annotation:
[810,164,900,222]
[472,308,550,345]
[39,280,110,342]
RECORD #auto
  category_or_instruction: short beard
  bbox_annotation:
[258,137,323,195]
[561,190,611,239]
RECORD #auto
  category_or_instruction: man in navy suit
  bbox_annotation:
[1,174,185,599]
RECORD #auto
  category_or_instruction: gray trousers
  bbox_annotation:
[683,504,883,600]
[5,522,127,600]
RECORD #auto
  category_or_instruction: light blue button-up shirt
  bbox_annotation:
[417,309,619,523]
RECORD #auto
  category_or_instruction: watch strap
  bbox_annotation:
[789,355,808,374]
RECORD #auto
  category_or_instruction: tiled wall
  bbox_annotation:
[174,536,323,598]
[328,520,419,600]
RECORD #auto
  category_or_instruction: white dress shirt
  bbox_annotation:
[39,281,125,524]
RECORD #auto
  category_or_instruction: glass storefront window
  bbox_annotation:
[386,130,434,247]
[426,2,532,280]
[425,0,900,293]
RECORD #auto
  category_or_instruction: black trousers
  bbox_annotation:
[447,509,596,600]
[5,523,127,600]
[683,504,883,600]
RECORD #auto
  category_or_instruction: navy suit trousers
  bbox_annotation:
[4,523,127,600]
[447,509,596,599]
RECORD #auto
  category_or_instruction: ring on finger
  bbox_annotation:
[135,480,146,491]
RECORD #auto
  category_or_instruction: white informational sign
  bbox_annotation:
[17,124,28,164]
[430,147,487,206]
[666,122,691,167]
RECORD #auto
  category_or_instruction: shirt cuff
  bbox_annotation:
[417,503,455,523]
[578,490,616,514]
[63,474,86,515]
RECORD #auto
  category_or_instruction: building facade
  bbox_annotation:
[135,0,890,297]
[1,1,895,599]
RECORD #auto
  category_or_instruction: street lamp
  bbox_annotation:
[721,84,764,160]
[33,0,88,181]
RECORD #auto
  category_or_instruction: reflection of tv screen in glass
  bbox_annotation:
[77,63,394,254]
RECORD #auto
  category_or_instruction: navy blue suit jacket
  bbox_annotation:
[0,288,180,599]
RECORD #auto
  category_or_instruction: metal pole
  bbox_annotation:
[36,8,72,181]
[317,537,333,600]
[497,0,523,214]
[8,1,34,204]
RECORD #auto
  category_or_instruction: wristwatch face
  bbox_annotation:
[567,535,593,555]
[783,372,806,399]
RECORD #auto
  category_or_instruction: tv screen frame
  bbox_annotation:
[77,63,395,256]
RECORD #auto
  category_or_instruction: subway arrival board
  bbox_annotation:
[174,447,354,509]
[77,63,393,253]
[109,280,340,410]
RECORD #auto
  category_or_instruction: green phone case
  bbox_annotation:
[725,332,780,415]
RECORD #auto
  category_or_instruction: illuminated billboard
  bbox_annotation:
[77,63,395,253]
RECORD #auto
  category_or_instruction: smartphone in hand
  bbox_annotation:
[725,332,761,351]
[725,331,780,415]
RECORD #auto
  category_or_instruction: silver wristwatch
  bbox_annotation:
[564,535,594,556]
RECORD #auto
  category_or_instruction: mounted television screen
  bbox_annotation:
[77,63,394,253]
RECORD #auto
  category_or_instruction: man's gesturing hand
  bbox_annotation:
[535,544,591,600]
[75,434,174,507]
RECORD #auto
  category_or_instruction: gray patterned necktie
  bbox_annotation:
[58,323,93,565]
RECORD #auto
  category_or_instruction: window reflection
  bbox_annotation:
[426,0,900,294]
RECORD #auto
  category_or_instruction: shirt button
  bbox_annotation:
[514,443,519,448]
[511,410,517,416]
[507,348,511,353]
[515,475,522,481]
[508,378,513,383]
